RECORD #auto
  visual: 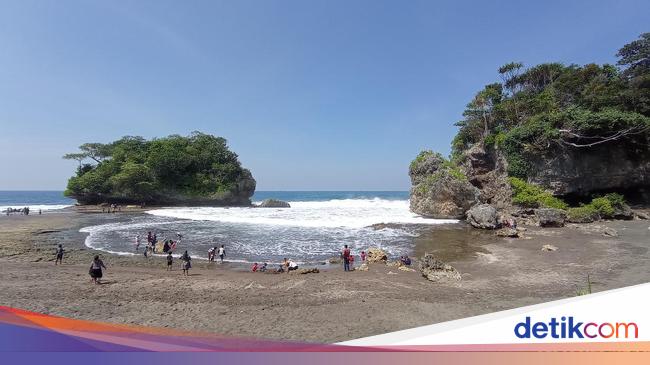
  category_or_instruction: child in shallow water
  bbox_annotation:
[167,252,173,271]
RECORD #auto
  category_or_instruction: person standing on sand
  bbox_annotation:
[135,235,141,251]
[89,255,106,284]
[360,251,366,262]
[167,252,173,271]
[55,244,64,265]
[180,251,192,275]
[208,247,215,262]
[342,244,351,272]
[218,245,225,263]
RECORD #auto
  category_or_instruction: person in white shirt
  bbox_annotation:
[218,245,225,263]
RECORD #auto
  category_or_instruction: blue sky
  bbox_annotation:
[0,0,648,190]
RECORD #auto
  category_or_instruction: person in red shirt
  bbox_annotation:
[342,245,351,272]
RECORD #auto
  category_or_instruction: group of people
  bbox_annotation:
[138,231,182,257]
[207,245,226,262]
[4,207,39,215]
[101,204,122,213]
[67,231,416,283]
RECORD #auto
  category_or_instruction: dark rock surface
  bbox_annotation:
[466,204,498,229]
[535,208,567,227]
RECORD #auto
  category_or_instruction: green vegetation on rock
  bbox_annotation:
[566,193,628,222]
[409,150,435,171]
[509,177,568,209]
[451,33,650,179]
[63,132,255,205]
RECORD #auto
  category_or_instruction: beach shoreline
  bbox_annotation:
[0,207,649,343]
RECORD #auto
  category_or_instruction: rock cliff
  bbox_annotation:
[409,151,480,218]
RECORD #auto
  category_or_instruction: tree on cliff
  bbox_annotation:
[450,33,650,178]
[63,132,255,205]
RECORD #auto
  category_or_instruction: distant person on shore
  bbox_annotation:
[400,255,411,266]
[251,262,259,272]
[163,240,170,253]
[176,232,183,243]
[342,245,351,272]
[218,245,225,263]
[282,258,298,272]
[135,235,141,251]
[167,252,173,271]
[39,209,42,215]
[89,255,106,284]
[287,259,298,272]
[360,251,366,262]
[259,263,268,272]
[208,247,215,261]
[55,244,64,265]
[147,231,152,244]
[180,251,192,275]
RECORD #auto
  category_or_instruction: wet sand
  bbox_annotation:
[0,208,649,343]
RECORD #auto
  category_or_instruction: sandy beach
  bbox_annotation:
[1,208,649,343]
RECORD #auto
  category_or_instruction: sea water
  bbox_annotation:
[82,191,457,264]
[1,191,458,264]
[0,191,74,213]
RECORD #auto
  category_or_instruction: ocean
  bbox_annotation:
[1,191,458,264]
[0,191,75,212]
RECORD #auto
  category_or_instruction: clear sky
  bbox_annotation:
[0,0,648,191]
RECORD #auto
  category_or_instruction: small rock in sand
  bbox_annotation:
[355,263,369,271]
[603,227,619,237]
[634,211,649,220]
[387,271,398,275]
[495,227,519,237]
[418,253,461,282]
[327,257,342,265]
[541,244,558,252]
[366,248,388,263]
[398,266,416,272]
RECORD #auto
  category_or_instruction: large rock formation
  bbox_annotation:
[418,253,461,282]
[74,170,256,206]
[466,203,498,229]
[461,144,512,209]
[526,143,650,202]
[535,208,567,227]
[409,152,480,218]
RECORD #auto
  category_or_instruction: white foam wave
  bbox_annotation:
[146,198,457,228]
